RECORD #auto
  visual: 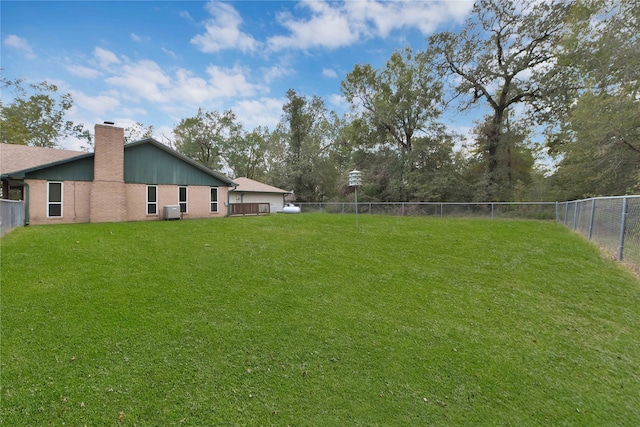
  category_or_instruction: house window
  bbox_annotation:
[210,187,218,212]
[147,185,158,215]
[179,186,188,213]
[47,182,63,217]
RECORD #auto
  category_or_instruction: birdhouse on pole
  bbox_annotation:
[348,170,362,187]
[348,170,362,227]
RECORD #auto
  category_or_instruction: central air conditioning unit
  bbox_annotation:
[163,205,181,220]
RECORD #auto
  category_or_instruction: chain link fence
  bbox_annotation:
[297,201,557,220]
[558,196,640,267]
[298,197,640,269]
[0,199,25,237]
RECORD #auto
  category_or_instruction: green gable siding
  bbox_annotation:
[24,156,94,181]
[124,144,228,186]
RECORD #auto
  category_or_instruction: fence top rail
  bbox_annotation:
[0,199,24,204]
[297,201,558,206]
[561,195,640,203]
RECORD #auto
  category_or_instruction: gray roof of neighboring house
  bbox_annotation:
[0,143,87,176]
[231,177,291,194]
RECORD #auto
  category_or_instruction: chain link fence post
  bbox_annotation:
[618,196,628,261]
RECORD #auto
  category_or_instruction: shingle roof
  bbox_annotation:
[231,177,291,194]
[0,143,87,176]
[0,139,236,186]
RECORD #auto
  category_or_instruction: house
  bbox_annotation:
[0,123,236,225]
[230,177,292,213]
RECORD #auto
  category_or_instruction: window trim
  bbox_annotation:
[47,181,63,218]
[179,186,188,214]
[147,185,158,215]
[210,187,218,213]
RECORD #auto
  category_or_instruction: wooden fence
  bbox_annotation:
[229,203,270,216]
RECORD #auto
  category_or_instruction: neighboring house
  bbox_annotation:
[0,123,236,225]
[230,177,291,213]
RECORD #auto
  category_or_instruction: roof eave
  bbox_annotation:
[232,190,292,194]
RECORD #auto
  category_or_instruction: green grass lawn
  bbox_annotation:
[2,214,639,426]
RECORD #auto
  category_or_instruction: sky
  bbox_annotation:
[1,0,479,151]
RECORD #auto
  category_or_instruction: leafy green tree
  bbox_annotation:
[349,133,469,203]
[549,92,639,198]
[350,147,405,202]
[549,0,640,197]
[427,0,574,200]
[341,46,443,154]
[341,47,463,202]
[469,114,535,201]
[224,126,271,180]
[0,77,90,147]
[173,108,240,170]
[280,89,336,201]
[404,129,468,202]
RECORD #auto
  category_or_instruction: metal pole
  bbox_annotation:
[618,196,628,261]
[588,198,596,240]
[355,186,358,227]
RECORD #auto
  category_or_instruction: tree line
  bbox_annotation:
[2,0,637,202]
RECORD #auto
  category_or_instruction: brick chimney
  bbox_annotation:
[90,123,126,222]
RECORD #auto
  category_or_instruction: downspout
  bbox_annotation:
[23,182,30,225]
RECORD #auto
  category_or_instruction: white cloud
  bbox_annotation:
[118,107,148,118]
[105,60,171,103]
[191,1,258,53]
[4,34,36,59]
[162,47,177,58]
[99,58,264,111]
[268,1,359,51]
[322,68,338,78]
[262,65,296,83]
[266,0,474,52]
[205,65,263,98]
[179,10,194,22]
[327,93,348,110]
[233,97,285,130]
[131,33,150,42]
[71,90,120,115]
[169,68,219,104]
[111,117,144,132]
[346,0,473,37]
[66,64,102,79]
[93,47,120,69]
